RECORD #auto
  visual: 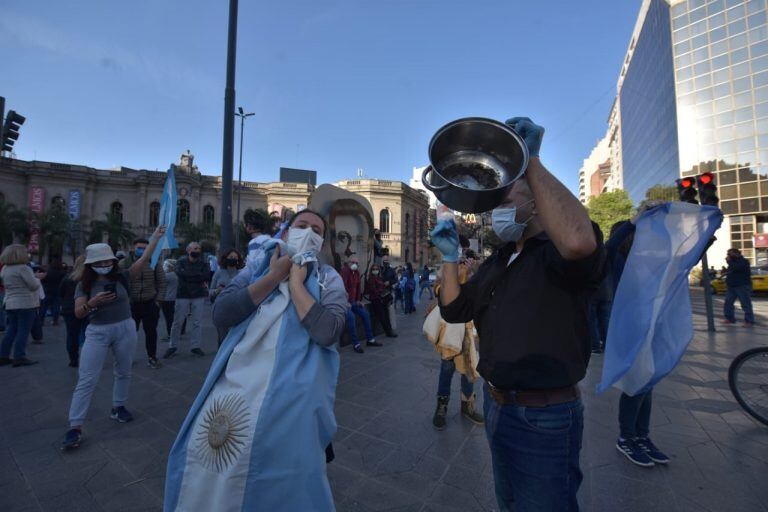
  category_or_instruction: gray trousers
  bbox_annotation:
[169,298,204,349]
[68,318,137,427]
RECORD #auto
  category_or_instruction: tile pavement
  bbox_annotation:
[1,290,767,511]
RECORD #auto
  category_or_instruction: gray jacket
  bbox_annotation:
[1,264,41,310]
[212,264,348,347]
[162,271,178,302]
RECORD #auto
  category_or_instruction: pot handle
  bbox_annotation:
[421,166,450,192]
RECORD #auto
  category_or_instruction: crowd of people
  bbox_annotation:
[0,116,760,511]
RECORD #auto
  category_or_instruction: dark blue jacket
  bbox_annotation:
[726,257,752,288]
[604,221,635,296]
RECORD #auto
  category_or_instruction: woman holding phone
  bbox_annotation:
[62,226,165,450]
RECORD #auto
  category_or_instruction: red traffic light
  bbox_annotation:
[680,178,695,188]
[699,173,714,185]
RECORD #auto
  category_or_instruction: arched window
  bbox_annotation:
[149,201,160,227]
[405,212,410,237]
[51,196,65,209]
[203,205,215,225]
[379,209,390,233]
[111,201,123,222]
[177,199,190,224]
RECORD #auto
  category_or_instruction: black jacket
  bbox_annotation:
[175,256,210,299]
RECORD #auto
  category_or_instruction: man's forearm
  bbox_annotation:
[526,157,596,260]
[289,280,316,320]
[439,262,460,305]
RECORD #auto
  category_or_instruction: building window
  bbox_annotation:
[111,201,123,222]
[203,205,215,226]
[51,196,65,209]
[379,209,390,233]
[405,212,410,237]
[177,199,190,224]
[149,201,160,227]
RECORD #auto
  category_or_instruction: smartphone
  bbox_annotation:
[104,283,117,294]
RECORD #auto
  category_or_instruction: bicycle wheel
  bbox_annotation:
[728,347,768,426]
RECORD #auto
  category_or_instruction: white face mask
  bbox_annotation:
[492,199,535,243]
[286,227,324,256]
[93,265,113,275]
[350,263,359,271]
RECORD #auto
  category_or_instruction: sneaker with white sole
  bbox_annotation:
[635,437,669,464]
[616,438,654,467]
[110,406,134,423]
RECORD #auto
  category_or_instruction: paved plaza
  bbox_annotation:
[1,290,767,512]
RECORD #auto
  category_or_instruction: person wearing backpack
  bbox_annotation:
[62,226,165,450]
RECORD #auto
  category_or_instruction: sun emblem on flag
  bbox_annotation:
[195,393,250,472]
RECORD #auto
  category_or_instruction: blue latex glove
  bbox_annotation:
[505,117,545,158]
[430,219,460,263]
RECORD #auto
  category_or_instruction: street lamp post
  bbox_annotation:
[235,106,255,249]
[219,0,239,250]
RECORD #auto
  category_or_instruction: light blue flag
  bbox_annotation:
[151,166,179,269]
[597,202,723,396]
[164,239,339,512]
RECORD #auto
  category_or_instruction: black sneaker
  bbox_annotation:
[616,438,654,467]
[366,339,383,347]
[12,358,38,367]
[190,348,205,357]
[386,332,398,338]
[433,396,449,430]
[61,428,82,450]
[636,437,670,464]
[460,396,484,425]
[0,357,11,366]
[353,344,364,354]
[163,347,178,359]
[147,357,162,369]
[110,406,134,423]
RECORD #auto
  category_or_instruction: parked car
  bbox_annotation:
[711,267,768,294]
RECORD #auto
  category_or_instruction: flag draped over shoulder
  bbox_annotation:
[597,202,723,396]
[151,166,179,269]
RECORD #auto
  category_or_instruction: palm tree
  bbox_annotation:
[0,200,30,250]
[88,212,136,252]
[34,204,71,262]
[176,221,220,247]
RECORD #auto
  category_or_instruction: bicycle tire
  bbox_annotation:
[728,347,768,427]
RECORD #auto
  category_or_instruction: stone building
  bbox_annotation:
[0,152,429,265]
[334,178,431,265]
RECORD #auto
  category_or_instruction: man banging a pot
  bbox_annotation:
[432,117,605,512]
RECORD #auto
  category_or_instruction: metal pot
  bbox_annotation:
[421,117,529,213]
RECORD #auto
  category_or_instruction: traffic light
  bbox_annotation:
[696,172,719,206]
[676,177,698,204]
[1,110,26,154]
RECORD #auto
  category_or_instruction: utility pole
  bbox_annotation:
[235,107,255,248]
[219,0,239,250]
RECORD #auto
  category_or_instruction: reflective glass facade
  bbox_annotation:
[620,0,681,204]
[671,0,768,260]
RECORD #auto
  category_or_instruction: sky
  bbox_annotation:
[0,0,641,193]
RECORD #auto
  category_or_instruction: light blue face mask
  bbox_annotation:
[492,200,535,243]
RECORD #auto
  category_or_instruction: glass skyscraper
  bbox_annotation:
[620,0,681,204]
[671,0,768,262]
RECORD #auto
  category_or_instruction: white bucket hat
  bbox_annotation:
[84,243,118,265]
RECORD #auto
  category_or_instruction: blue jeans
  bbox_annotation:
[724,284,754,323]
[437,358,474,398]
[618,389,652,439]
[41,294,61,323]
[483,385,583,512]
[0,292,6,330]
[346,303,374,346]
[0,308,37,359]
[419,281,434,300]
[588,299,611,351]
[404,288,415,313]
[31,307,43,341]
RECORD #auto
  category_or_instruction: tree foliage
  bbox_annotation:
[34,204,71,262]
[0,200,30,249]
[88,212,136,251]
[586,190,634,238]
[638,184,677,211]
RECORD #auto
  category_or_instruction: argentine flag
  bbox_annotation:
[598,202,723,396]
[151,166,179,269]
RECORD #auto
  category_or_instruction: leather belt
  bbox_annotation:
[487,382,580,408]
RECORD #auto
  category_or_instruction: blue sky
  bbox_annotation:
[0,0,640,193]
